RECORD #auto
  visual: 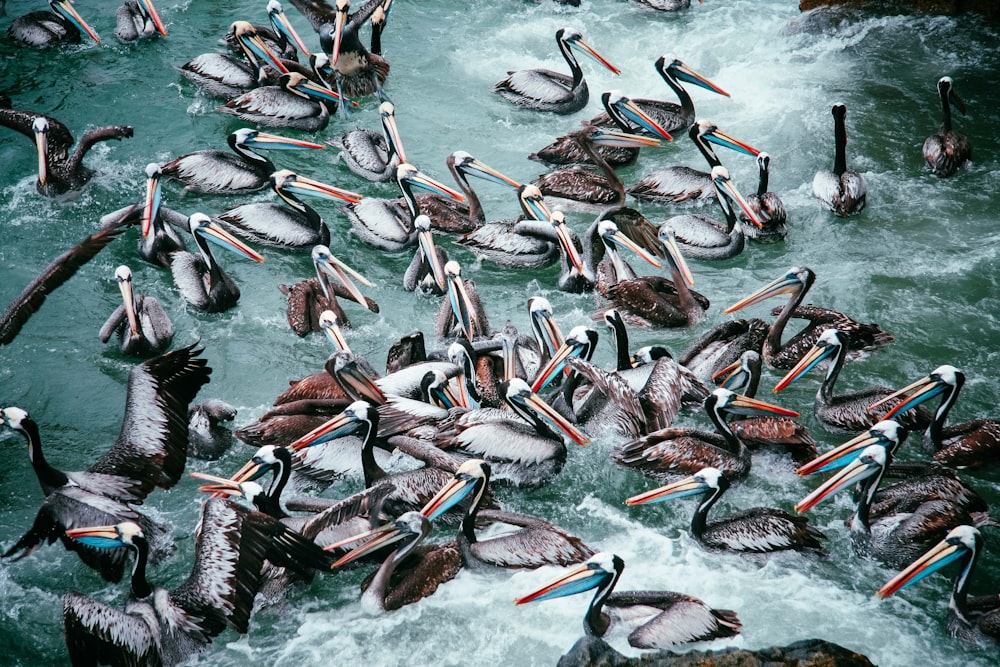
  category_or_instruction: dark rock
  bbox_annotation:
[799,0,1000,18]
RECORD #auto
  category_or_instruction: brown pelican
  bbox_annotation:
[328,100,406,181]
[591,55,729,138]
[515,552,742,648]
[723,266,894,370]
[582,213,664,296]
[217,71,348,131]
[170,213,266,313]
[61,505,269,665]
[627,467,826,554]
[99,265,174,358]
[627,120,759,205]
[0,343,210,580]
[178,21,288,100]
[160,128,325,195]
[421,459,594,568]
[0,226,123,346]
[215,170,362,249]
[924,77,971,178]
[329,511,462,612]
[114,0,166,42]
[187,399,237,460]
[281,246,378,334]
[531,325,598,394]
[613,388,800,483]
[227,0,314,62]
[403,215,448,295]
[878,525,999,645]
[871,365,1000,469]
[678,318,768,384]
[416,150,521,235]
[795,443,982,569]
[0,106,132,196]
[533,125,665,209]
[456,186,562,270]
[7,0,101,47]
[492,28,620,115]
[773,328,931,434]
[434,260,491,341]
[712,351,817,465]
[741,153,787,243]
[812,103,866,217]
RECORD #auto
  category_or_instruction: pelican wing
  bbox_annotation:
[219,89,324,124]
[454,422,563,465]
[63,592,157,667]
[1,227,124,345]
[608,591,741,648]
[703,508,825,552]
[473,509,594,567]
[288,0,383,32]
[0,107,75,158]
[88,344,211,500]
[565,357,646,438]
[627,166,712,203]
[494,69,573,104]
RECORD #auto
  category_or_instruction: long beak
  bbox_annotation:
[64,525,122,549]
[246,131,325,151]
[612,97,674,141]
[292,76,356,106]
[420,475,475,521]
[448,272,478,341]
[34,127,48,187]
[531,340,581,393]
[117,275,139,335]
[796,431,888,477]
[316,253,374,310]
[190,471,247,496]
[867,375,943,419]
[320,311,352,351]
[269,4,311,56]
[381,107,407,163]
[552,216,586,278]
[704,126,760,158]
[327,524,405,567]
[570,37,620,76]
[523,392,590,446]
[228,458,266,485]
[795,455,876,513]
[289,411,359,451]
[519,185,552,221]
[723,272,801,315]
[461,158,521,188]
[625,476,708,506]
[514,562,602,605]
[715,170,763,229]
[240,28,288,73]
[671,61,729,97]
[773,342,832,392]
[334,362,386,404]
[56,0,101,43]
[329,5,348,67]
[877,537,965,599]
[283,173,364,203]
[660,230,695,287]
[608,229,663,269]
[725,393,800,418]
[712,359,745,389]
[590,128,663,149]
[418,228,447,291]
[141,168,162,238]
[530,306,564,359]
[405,169,465,202]
[196,221,266,263]
[138,0,167,37]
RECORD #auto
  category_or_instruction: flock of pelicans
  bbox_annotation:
[0,0,995,665]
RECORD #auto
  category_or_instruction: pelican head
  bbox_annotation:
[711,165,763,228]
[445,260,477,341]
[517,184,552,221]
[421,458,490,522]
[319,310,351,352]
[528,295,564,358]
[626,467,727,506]
[65,521,144,550]
[312,244,373,310]
[658,55,729,97]
[531,325,597,393]
[796,420,906,477]
[452,150,520,188]
[188,213,266,263]
[327,511,431,569]
[113,265,141,335]
[877,525,980,599]
[32,117,49,188]
[868,365,962,421]
[267,0,311,56]
[289,400,376,451]
[414,214,446,292]
[515,552,622,605]
[503,378,590,446]
[604,91,673,140]
[773,328,847,392]
[556,28,620,76]
[795,443,886,513]
[723,266,814,315]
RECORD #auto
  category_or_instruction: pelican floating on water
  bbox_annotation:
[99,265,174,358]
[924,76,971,178]
[328,100,406,181]
[492,27,620,115]
[456,185,561,270]
[178,21,288,100]
[7,0,101,47]
[515,552,742,648]
[114,0,167,42]
[308,0,393,108]
[812,103,866,217]
[416,150,521,235]
[741,152,787,243]
[280,245,378,334]
[217,70,348,131]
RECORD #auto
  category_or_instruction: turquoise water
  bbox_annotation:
[1,0,999,664]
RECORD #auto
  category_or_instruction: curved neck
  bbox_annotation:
[661,68,694,117]
[707,401,744,456]
[231,137,272,168]
[833,113,848,176]
[397,178,421,220]
[818,343,847,405]
[757,162,769,196]
[691,485,724,541]
[583,571,617,638]
[766,285,807,360]
[128,539,153,599]
[950,545,979,626]
[558,41,584,86]
[607,316,631,371]
[459,477,488,546]
[275,187,323,232]
[939,87,953,133]
[19,418,70,493]
[853,464,886,533]
[691,128,722,169]
[927,382,959,451]
[359,418,386,487]
[262,454,291,518]
[451,164,484,225]
[579,138,624,206]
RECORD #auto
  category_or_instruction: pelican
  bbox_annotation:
[456,185,562,270]
[492,28,620,114]
[741,153,787,243]
[532,124,666,209]
[227,0,313,62]
[328,511,461,612]
[217,71,348,131]
[613,388,800,483]
[178,21,288,100]
[99,265,174,358]
[583,213,664,296]
[0,226,123,346]
[627,120,759,205]
[170,213,266,313]
[281,246,378,334]
[870,365,1000,469]
[531,325,598,394]
[627,467,826,554]
[0,106,133,196]
[712,351,817,465]
[215,170,362,250]
[416,150,521,235]
[773,328,931,434]
[924,77,971,178]
[61,507,269,665]
[421,459,594,568]
[496,210,589,294]
[812,103,866,217]
[328,101,406,181]
[160,128,325,195]
[723,266,894,370]
[187,399,237,461]
[434,260,490,341]
[514,552,742,648]
[7,0,101,47]
[309,0,393,108]
[403,215,448,295]
[114,0,167,42]
[795,444,982,569]
[677,318,768,384]
[878,526,999,645]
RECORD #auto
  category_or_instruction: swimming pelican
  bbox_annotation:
[114,0,166,42]
[627,120,759,204]
[741,152,787,243]
[227,0,313,62]
[160,128,325,195]
[456,185,562,270]
[613,388,800,483]
[515,552,742,648]
[217,71,347,131]
[435,260,490,341]
[187,399,237,460]
[7,0,101,47]
[0,106,133,196]
[281,245,377,334]
[421,459,594,568]
[492,28,620,114]
[677,318,768,384]
[215,170,362,250]
[416,150,521,235]
[627,467,826,554]
[924,77,971,178]
[61,506,270,665]
[0,226,124,346]
[723,266,894,370]
[170,213,266,313]
[870,365,1000,470]
[328,100,406,181]
[178,21,288,100]
[878,525,998,645]
[403,215,448,295]
[812,103,866,217]
[531,325,598,394]
[99,265,174,358]
[773,328,931,434]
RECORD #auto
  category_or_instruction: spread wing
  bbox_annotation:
[63,592,158,667]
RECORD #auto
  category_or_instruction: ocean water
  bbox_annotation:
[1,0,998,665]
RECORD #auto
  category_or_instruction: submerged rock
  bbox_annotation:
[799,0,1000,18]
